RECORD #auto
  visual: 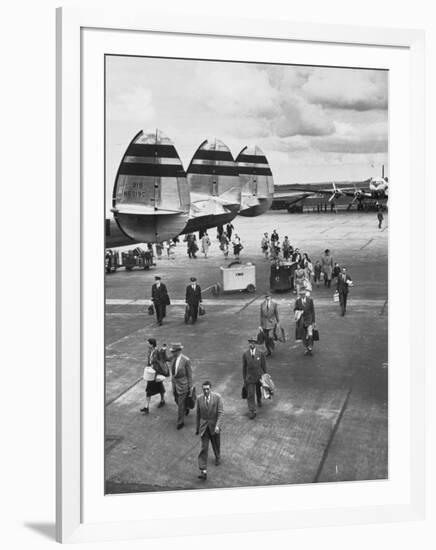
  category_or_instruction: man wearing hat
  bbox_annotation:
[336,267,353,316]
[242,337,267,419]
[294,288,316,356]
[151,275,170,326]
[185,277,202,324]
[170,343,193,429]
[260,293,280,356]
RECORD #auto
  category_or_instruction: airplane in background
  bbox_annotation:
[272,168,389,212]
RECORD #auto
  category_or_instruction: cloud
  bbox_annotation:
[274,96,335,137]
[302,68,388,111]
[311,135,388,154]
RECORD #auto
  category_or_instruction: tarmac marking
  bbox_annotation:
[106,377,142,406]
[313,386,353,483]
[359,238,374,250]
[237,295,261,313]
[106,298,386,308]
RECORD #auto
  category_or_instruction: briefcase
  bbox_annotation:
[312,328,320,341]
[185,387,197,409]
[148,304,154,315]
[198,304,206,316]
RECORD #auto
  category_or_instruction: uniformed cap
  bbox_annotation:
[248,337,258,343]
[155,275,161,280]
[190,277,197,282]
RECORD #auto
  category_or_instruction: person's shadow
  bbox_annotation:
[24,523,56,541]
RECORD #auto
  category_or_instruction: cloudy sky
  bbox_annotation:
[106,55,388,211]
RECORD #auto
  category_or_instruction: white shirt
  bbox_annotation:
[174,355,182,375]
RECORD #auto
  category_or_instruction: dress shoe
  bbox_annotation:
[249,412,256,420]
[215,457,221,466]
[177,422,184,430]
[157,401,165,408]
[198,471,207,480]
[140,407,149,414]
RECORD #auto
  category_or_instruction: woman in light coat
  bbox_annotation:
[201,232,211,258]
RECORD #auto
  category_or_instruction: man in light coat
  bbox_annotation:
[195,381,224,481]
[260,294,279,356]
[170,343,193,430]
[242,338,267,419]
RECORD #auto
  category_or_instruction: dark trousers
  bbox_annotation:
[339,292,348,315]
[155,303,165,323]
[303,325,314,351]
[262,328,274,354]
[198,427,220,470]
[188,303,199,323]
[174,390,188,425]
[246,382,262,413]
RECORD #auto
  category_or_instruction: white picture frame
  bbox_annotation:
[56,6,425,543]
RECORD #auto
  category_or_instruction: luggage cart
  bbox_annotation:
[212,262,256,295]
[270,261,296,292]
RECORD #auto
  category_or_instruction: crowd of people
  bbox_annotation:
[134,223,356,482]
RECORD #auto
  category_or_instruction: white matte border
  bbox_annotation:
[57,7,425,543]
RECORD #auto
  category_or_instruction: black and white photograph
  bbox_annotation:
[104,54,389,493]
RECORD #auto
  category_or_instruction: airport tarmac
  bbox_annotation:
[105,211,388,493]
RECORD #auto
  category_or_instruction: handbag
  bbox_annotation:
[312,328,320,341]
[148,304,154,315]
[198,304,206,316]
[184,304,190,323]
[185,387,197,409]
[143,366,156,381]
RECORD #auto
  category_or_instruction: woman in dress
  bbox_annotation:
[140,338,169,414]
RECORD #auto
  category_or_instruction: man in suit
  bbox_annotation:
[195,381,224,481]
[294,288,316,356]
[170,343,193,429]
[151,275,170,326]
[336,267,353,316]
[242,337,267,419]
[185,277,202,324]
[260,294,279,356]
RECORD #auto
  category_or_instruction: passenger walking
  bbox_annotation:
[170,343,193,430]
[140,339,169,414]
[232,234,243,259]
[195,381,223,480]
[314,260,322,288]
[219,232,229,259]
[242,337,267,419]
[155,242,163,260]
[321,249,334,288]
[260,294,279,357]
[336,267,353,316]
[261,232,269,259]
[226,222,234,240]
[270,229,279,245]
[282,236,291,260]
[201,232,211,258]
[151,275,170,326]
[377,211,384,229]
[294,288,316,356]
[293,264,306,295]
[332,262,341,280]
[185,277,202,324]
